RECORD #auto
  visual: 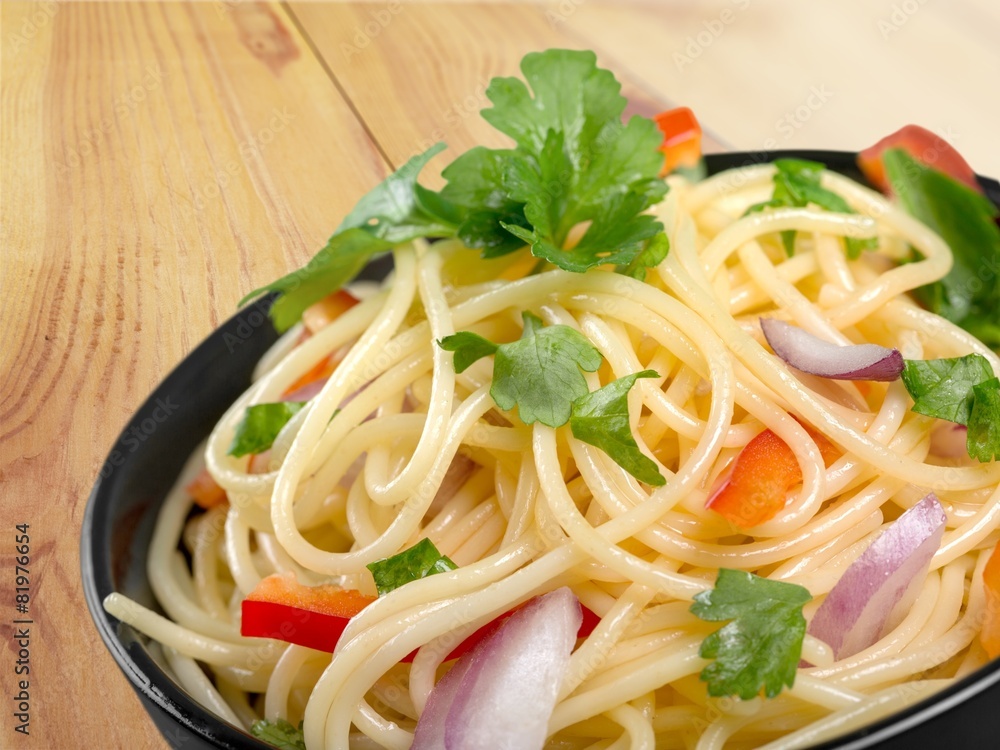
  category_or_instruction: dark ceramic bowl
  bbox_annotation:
[82,151,1000,750]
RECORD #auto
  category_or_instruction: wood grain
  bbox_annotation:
[0,2,389,747]
[287,0,727,185]
[558,0,1000,177]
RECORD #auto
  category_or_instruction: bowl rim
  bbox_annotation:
[81,148,1000,750]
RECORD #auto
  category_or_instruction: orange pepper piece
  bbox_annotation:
[653,107,702,176]
[302,289,359,335]
[707,423,840,528]
[185,467,228,510]
[980,540,1000,659]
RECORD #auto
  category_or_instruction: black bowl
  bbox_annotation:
[82,151,1000,750]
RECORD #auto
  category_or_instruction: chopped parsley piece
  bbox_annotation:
[570,370,666,486]
[243,50,672,330]
[440,312,603,428]
[366,538,457,596]
[901,354,994,425]
[228,402,306,458]
[968,378,1000,462]
[250,718,306,750]
[440,321,665,483]
[746,158,877,258]
[456,49,667,272]
[436,331,498,374]
[901,354,1000,461]
[691,569,812,700]
[883,148,1000,349]
[240,145,457,331]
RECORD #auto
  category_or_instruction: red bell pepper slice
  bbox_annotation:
[240,573,601,660]
[653,107,702,176]
[980,540,1000,659]
[706,423,840,528]
[857,125,980,195]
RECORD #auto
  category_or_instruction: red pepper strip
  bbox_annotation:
[240,573,601,659]
[857,124,981,195]
[241,574,377,653]
[980,540,1000,659]
[706,424,840,528]
[186,468,228,510]
[653,107,702,176]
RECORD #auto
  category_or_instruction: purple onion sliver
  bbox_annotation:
[808,493,946,660]
[760,318,904,382]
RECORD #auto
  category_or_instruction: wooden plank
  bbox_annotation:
[556,0,1000,176]
[0,2,388,746]
[286,0,726,187]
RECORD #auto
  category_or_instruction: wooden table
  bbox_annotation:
[2,1,997,747]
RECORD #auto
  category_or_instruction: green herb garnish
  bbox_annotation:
[570,370,666,486]
[366,538,457,596]
[440,311,603,428]
[883,148,1000,349]
[901,354,1000,461]
[440,316,664,484]
[241,50,671,331]
[250,718,306,750]
[228,402,307,458]
[968,378,1000,462]
[747,158,877,258]
[690,569,812,700]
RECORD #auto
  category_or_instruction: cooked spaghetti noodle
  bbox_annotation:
[105,161,1000,750]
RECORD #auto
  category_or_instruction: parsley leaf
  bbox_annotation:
[439,312,603,427]
[243,50,673,330]
[901,354,1000,461]
[228,402,306,458]
[570,370,666,485]
[366,538,457,596]
[968,378,1000,462]
[618,231,670,281]
[437,331,498,373]
[442,49,667,273]
[690,569,812,700]
[240,145,460,331]
[900,355,994,425]
[883,148,1000,349]
[250,718,306,750]
[746,158,877,258]
[491,312,603,427]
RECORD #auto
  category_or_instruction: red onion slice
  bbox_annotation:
[808,493,946,660]
[412,587,582,750]
[760,318,904,381]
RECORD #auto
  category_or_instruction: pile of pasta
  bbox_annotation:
[106,162,1000,750]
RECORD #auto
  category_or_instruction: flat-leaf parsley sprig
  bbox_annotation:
[439,314,666,485]
[240,50,670,332]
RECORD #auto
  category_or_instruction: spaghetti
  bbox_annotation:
[105,160,1000,750]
